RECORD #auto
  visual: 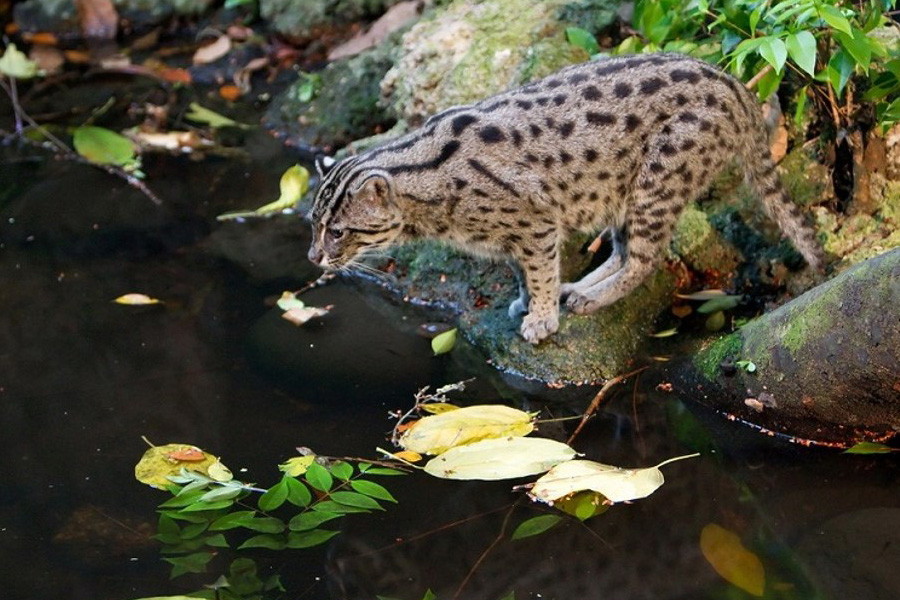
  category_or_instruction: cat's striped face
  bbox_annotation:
[307,157,403,269]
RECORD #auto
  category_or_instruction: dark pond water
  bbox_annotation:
[3,122,900,600]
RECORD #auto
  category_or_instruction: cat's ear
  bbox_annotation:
[315,155,337,178]
[352,173,393,207]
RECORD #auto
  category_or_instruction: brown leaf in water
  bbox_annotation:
[76,0,118,39]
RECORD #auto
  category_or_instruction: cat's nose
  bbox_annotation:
[308,246,325,265]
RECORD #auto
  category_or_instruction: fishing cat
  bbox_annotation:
[307,53,823,343]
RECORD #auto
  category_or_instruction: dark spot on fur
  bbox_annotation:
[640,77,665,95]
[451,114,478,136]
[613,82,633,98]
[624,114,642,132]
[479,126,506,143]
[670,69,701,84]
[584,148,599,162]
[582,85,602,101]
[587,111,616,126]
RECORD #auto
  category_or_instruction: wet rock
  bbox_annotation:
[265,39,400,152]
[260,0,406,45]
[667,247,900,445]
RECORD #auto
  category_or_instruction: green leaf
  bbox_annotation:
[184,102,244,128]
[210,510,256,531]
[289,511,343,531]
[163,551,214,577]
[697,295,741,314]
[285,476,312,507]
[305,462,333,492]
[794,85,810,127]
[258,480,288,511]
[835,27,873,73]
[73,126,138,167]
[511,514,562,540]
[748,6,762,36]
[844,441,896,454]
[205,533,229,547]
[243,517,286,533]
[311,500,371,514]
[785,31,817,76]
[818,4,852,36]
[0,43,40,79]
[350,479,397,503]
[431,328,457,355]
[181,498,234,512]
[705,310,726,332]
[363,467,406,476]
[421,590,438,600]
[827,50,854,95]
[238,534,287,550]
[157,513,181,537]
[180,521,210,539]
[329,491,384,511]
[198,485,242,503]
[759,37,787,73]
[286,529,340,548]
[565,26,600,55]
[329,461,354,481]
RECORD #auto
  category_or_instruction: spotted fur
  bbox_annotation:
[308,53,824,344]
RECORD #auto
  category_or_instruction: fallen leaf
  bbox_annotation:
[279,455,317,476]
[217,165,309,220]
[219,84,241,102]
[21,32,58,45]
[63,49,92,64]
[431,328,457,355]
[166,447,206,461]
[328,0,423,60]
[135,443,219,489]
[193,34,231,65]
[393,450,423,463]
[420,403,460,414]
[671,304,692,318]
[0,43,41,79]
[700,523,766,596]
[676,289,727,301]
[276,291,305,311]
[155,66,192,84]
[424,436,577,481]
[76,0,118,39]
[207,460,234,482]
[114,293,160,305]
[844,441,897,454]
[553,490,611,520]
[399,404,536,455]
[73,126,139,168]
[281,305,329,326]
[650,327,678,338]
[697,295,742,314]
[28,45,64,74]
[184,102,243,128]
[530,453,699,504]
[705,311,726,331]
[129,130,210,153]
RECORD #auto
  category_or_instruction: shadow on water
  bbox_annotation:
[2,130,900,600]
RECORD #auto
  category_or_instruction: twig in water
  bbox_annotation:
[452,502,517,600]
[567,366,649,445]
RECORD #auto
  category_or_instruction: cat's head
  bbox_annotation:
[307,156,404,269]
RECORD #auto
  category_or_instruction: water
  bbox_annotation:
[3,131,900,600]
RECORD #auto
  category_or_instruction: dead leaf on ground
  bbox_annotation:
[282,305,330,326]
[29,45,64,74]
[193,34,231,65]
[128,130,212,153]
[328,0,423,60]
[76,0,118,39]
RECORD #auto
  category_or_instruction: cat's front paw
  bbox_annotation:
[565,291,601,315]
[520,312,559,344]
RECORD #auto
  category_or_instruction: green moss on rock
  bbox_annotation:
[260,0,405,41]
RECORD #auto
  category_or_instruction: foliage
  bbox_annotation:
[142,449,403,579]
[572,0,899,131]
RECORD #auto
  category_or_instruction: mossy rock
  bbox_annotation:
[380,0,617,123]
[265,41,400,152]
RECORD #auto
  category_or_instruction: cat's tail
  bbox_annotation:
[742,140,825,271]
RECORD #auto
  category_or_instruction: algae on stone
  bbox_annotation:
[261,0,405,41]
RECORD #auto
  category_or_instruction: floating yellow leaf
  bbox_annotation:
[431,328,457,355]
[279,455,316,476]
[207,460,234,482]
[424,436,576,480]
[393,450,423,463]
[135,443,219,489]
[281,305,329,326]
[530,453,699,504]
[700,523,766,597]
[114,293,160,305]
[399,404,536,455]
[676,289,727,300]
[217,165,309,221]
[420,403,460,415]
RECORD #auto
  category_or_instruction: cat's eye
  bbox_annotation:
[328,227,346,240]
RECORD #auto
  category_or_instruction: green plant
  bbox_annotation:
[574,1,899,131]
[153,458,403,577]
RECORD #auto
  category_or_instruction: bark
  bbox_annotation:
[668,248,900,446]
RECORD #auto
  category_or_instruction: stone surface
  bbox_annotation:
[260,0,405,42]
[12,0,214,34]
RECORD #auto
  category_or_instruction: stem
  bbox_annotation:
[452,503,516,600]
[567,366,649,445]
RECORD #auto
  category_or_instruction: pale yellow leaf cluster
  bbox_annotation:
[278,455,316,477]
[424,437,577,481]
[530,453,699,504]
[399,404,536,455]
